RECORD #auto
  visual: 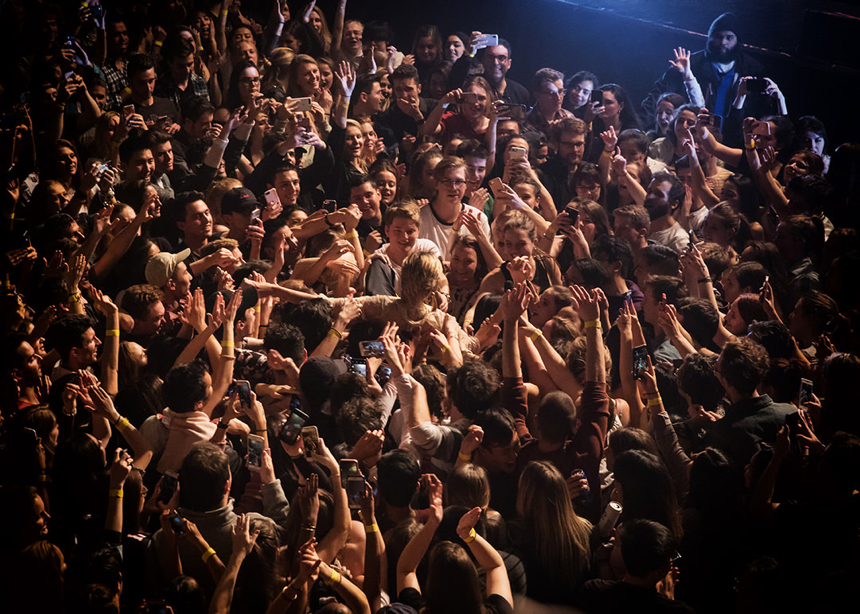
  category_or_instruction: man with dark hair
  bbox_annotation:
[120,284,166,342]
[156,36,210,108]
[614,204,652,257]
[46,314,100,381]
[375,64,437,149]
[349,74,385,121]
[642,12,764,124]
[637,245,681,283]
[479,38,530,106]
[146,442,289,595]
[618,129,667,175]
[676,297,720,350]
[126,53,179,125]
[456,139,490,203]
[282,299,333,353]
[171,95,216,183]
[642,275,689,364]
[527,68,574,135]
[704,337,796,464]
[264,323,307,386]
[148,130,175,199]
[579,519,694,613]
[118,135,155,185]
[538,116,588,208]
[220,187,265,255]
[100,15,131,110]
[172,192,236,278]
[376,449,421,531]
[645,173,690,254]
[473,407,520,518]
[2,334,43,411]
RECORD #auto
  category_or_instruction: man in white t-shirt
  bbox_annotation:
[366,201,440,296]
[644,172,690,254]
[419,156,491,258]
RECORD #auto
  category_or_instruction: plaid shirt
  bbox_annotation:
[155,73,210,109]
[101,58,128,111]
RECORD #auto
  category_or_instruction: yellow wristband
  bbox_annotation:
[123,87,131,95]
[441,344,450,354]
[68,293,81,303]
[365,523,379,534]
[458,451,472,462]
[530,329,543,342]
[584,320,602,329]
[254,304,262,312]
[154,40,163,47]
[745,139,756,150]
[326,569,342,585]
[221,9,229,17]
[202,547,217,563]
[114,417,130,433]
[647,397,663,407]
[221,340,235,348]
[328,328,343,339]
[105,329,120,337]
[601,149,614,157]
[344,230,357,239]
[463,528,477,543]
[109,489,124,498]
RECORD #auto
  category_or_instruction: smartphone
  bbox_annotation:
[64,70,75,80]
[751,121,772,137]
[661,292,667,304]
[263,187,280,209]
[278,405,309,445]
[292,98,312,113]
[509,146,527,162]
[339,458,361,489]
[159,471,179,504]
[168,512,185,536]
[376,364,392,386]
[231,379,251,411]
[591,90,604,105]
[564,205,580,225]
[301,425,319,456]
[347,476,365,509]
[785,412,804,455]
[709,114,723,130]
[473,34,499,50]
[632,344,648,380]
[359,340,386,357]
[322,199,337,213]
[123,104,135,119]
[458,92,478,105]
[247,434,264,471]
[745,78,767,94]
[760,275,769,301]
[250,207,261,223]
[688,228,695,244]
[351,361,367,377]
[799,378,814,406]
[498,104,526,121]
[489,177,505,195]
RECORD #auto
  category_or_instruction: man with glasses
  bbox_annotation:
[537,116,588,210]
[526,68,574,135]
[419,156,491,257]
[481,40,531,106]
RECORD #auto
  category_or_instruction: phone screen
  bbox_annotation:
[232,380,251,410]
[159,471,179,503]
[591,90,604,105]
[278,406,308,445]
[301,426,319,455]
[247,434,265,470]
[799,378,814,406]
[339,458,361,489]
[632,345,648,380]
[459,92,478,104]
[347,477,365,509]
[359,340,385,357]
[323,199,337,213]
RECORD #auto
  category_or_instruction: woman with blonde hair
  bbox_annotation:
[510,460,593,604]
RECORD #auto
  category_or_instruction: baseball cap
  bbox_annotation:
[145,248,191,288]
[221,187,260,215]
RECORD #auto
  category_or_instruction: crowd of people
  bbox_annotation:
[2,1,860,613]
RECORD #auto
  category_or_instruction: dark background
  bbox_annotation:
[263,0,860,146]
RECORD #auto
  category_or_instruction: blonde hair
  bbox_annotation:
[502,209,537,243]
[383,200,421,227]
[401,251,445,308]
[206,178,243,222]
[345,118,368,173]
[517,461,592,586]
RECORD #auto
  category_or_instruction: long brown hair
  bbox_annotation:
[425,541,485,614]
[516,461,592,586]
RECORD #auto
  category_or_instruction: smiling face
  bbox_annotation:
[784,153,813,183]
[343,21,364,55]
[673,109,697,143]
[535,78,565,118]
[529,290,558,328]
[701,211,733,247]
[344,124,364,161]
[568,79,593,110]
[56,146,78,178]
[179,199,213,241]
[449,242,479,284]
[656,100,675,134]
[275,169,301,206]
[237,66,261,101]
[482,45,510,84]
[350,181,382,220]
[318,61,333,90]
[436,165,467,205]
[375,170,397,204]
[461,83,489,122]
[360,121,379,156]
[125,148,155,183]
[385,217,419,260]
[724,299,748,336]
[503,227,534,259]
[445,35,465,62]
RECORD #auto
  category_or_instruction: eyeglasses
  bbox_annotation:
[539,89,567,97]
[485,54,509,63]
[439,178,467,187]
[239,76,261,84]
[559,140,585,149]
[572,85,593,96]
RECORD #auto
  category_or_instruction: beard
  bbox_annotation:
[645,199,670,221]
[707,44,739,64]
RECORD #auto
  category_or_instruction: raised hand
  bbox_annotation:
[336,60,356,100]
[456,506,482,541]
[600,125,617,152]
[232,513,260,559]
[570,284,600,322]
[669,47,693,80]
[501,281,531,322]
[459,424,484,457]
